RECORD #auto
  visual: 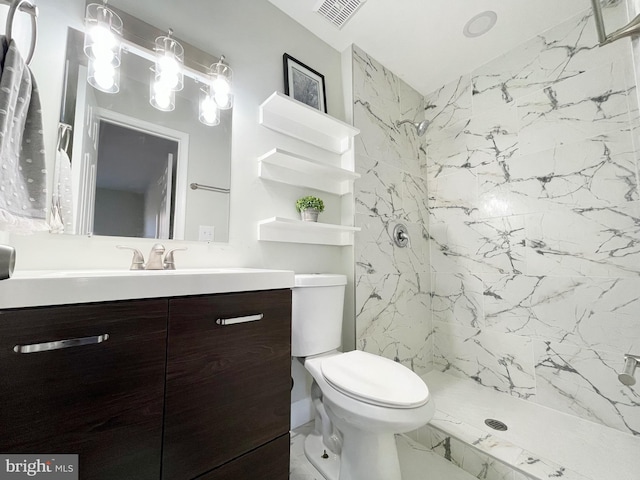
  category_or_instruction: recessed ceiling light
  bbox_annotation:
[463,11,498,38]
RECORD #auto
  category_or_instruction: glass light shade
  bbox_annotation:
[150,72,175,111]
[214,91,233,110]
[154,33,184,92]
[199,88,220,126]
[84,3,122,67]
[209,57,233,110]
[87,57,119,93]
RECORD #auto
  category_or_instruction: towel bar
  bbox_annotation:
[2,0,38,65]
[190,182,230,194]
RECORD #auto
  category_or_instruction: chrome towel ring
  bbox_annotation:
[4,0,38,65]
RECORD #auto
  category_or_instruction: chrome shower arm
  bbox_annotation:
[396,118,430,136]
[590,0,640,46]
[618,353,640,386]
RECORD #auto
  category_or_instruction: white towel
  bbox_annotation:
[0,37,48,234]
[50,147,74,234]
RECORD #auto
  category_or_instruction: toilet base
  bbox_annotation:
[304,431,340,480]
[303,429,402,480]
[339,427,401,480]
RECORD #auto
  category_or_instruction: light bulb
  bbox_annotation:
[212,76,230,96]
[155,53,182,91]
[153,81,172,109]
[158,71,179,89]
[89,24,116,50]
[91,43,115,64]
[154,80,170,95]
[214,92,231,109]
[158,55,179,76]
[201,95,218,124]
[154,92,171,109]
[93,62,115,90]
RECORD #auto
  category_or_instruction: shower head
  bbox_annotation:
[397,119,430,137]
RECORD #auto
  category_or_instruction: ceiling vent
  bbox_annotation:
[314,0,367,29]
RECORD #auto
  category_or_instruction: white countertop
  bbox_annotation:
[1,268,295,309]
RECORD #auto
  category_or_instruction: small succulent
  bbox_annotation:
[295,196,325,213]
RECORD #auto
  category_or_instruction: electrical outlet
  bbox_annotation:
[198,225,215,242]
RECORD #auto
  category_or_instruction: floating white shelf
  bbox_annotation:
[258,217,360,246]
[258,148,360,196]
[259,92,360,154]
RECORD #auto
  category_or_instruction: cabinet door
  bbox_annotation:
[0,299,168,480]
[195,434,290,480]
[163,290,291,480]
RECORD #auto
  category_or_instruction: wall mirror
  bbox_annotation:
[56,3,232,242]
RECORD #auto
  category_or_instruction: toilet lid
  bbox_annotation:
[321,350,430,408]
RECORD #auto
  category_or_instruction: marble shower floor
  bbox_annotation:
[289,422,476,480]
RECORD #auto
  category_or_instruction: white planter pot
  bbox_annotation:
[300,209,319,222]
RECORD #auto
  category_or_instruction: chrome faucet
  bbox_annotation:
[145,244,166,270]
[117,244,187,270]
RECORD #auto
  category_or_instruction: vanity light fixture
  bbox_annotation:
[83,1,122,93]
[199,87,220,126]
[150,70,176,112]
[149,30,183,112]
[82,4,231,125]
[153,29,184,92]
[198,55,232,125]
[209,55,233,110]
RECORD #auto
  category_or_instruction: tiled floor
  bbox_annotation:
[290,422,476,480]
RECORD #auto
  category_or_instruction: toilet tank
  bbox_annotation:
[292,274,347,357]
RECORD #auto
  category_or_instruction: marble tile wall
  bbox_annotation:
[426,5,640,436]
[352,45,433,375]
[353,3,639,438]
[410,424,585,480]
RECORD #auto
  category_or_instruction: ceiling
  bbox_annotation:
[268,0,601,95]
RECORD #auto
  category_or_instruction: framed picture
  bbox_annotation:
[283,53,327,113]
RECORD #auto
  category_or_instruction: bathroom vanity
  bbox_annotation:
[0,269,293,480]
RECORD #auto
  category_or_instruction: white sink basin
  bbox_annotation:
[2,268,295,309]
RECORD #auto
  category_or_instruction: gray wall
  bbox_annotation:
[4,0,352,427]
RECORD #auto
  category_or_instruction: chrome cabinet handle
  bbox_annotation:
[216,314,263,326]
[13,334,110,354]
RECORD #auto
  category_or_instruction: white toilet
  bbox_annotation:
[292,274,434,480]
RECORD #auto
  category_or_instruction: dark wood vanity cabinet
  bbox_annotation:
[0,299,168,480]
[162,289,292,480]
[195,434,290,480]
[0,289,292,480]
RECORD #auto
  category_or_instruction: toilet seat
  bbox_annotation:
[320,350,430,409]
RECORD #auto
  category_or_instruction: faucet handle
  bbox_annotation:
[164,248,187,270]
[116,245,145,270]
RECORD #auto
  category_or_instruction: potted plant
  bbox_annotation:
[296,195,325,222]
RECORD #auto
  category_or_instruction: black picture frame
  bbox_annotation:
[283,53,327,113]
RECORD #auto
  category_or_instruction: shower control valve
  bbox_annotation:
[393,224,410,248]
